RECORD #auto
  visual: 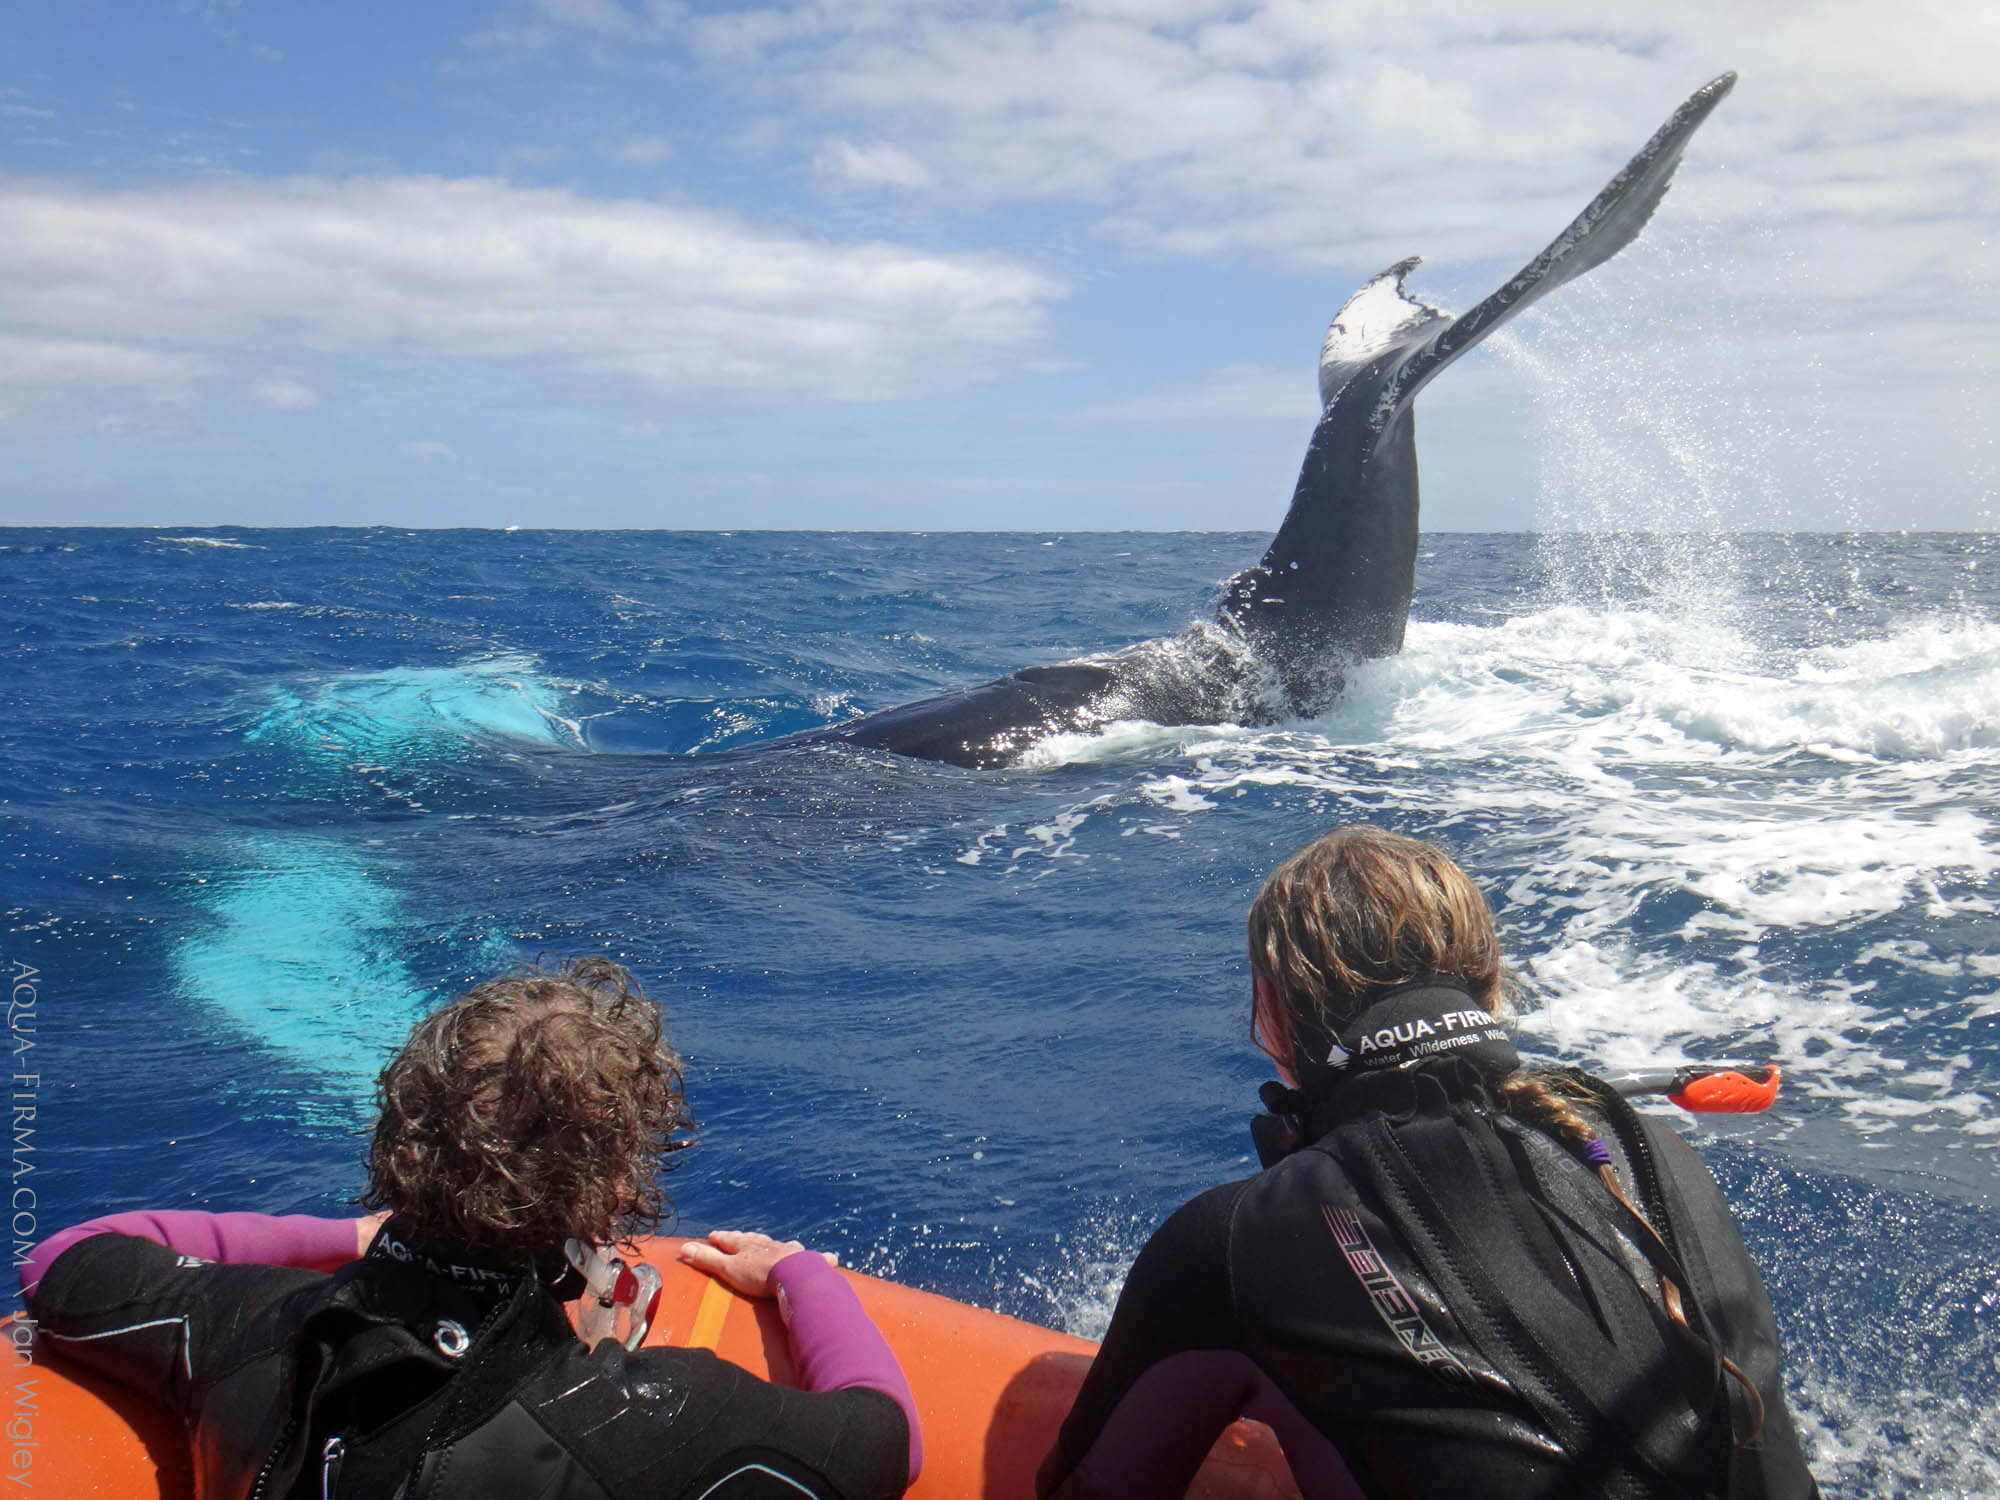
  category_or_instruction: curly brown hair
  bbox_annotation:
[362,957,695,1265]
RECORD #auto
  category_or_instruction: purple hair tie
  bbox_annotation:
[1583,1137,1613,1167]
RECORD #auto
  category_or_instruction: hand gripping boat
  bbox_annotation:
[5,1236,1301,1499]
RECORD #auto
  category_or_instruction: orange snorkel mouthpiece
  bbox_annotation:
[1606,1062,1783,1113]
[1667,1064,1782,1114]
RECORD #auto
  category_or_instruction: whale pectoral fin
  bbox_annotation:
[828,660,1119,768]
[1375,71,1737,432]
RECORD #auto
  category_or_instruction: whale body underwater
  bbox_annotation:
[778,73,1737,770]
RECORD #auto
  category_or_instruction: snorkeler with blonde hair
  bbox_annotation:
[1039,825,1819,1500]
[22,958,921,1499]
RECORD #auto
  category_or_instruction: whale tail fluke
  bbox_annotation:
[1223,72,1736,703]
[1374,70,1738,432]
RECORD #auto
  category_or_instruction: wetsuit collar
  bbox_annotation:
[366,1221,570,1299]
[1253,977,1523,1163]
[1289,974,1519,1096]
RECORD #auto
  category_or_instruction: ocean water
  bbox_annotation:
[3,526,1997,1496]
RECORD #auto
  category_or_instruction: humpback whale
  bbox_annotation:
[810,74,1737,769]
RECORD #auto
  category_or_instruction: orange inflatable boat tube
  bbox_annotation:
[7,1235,1300,1498]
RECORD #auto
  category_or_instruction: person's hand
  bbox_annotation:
[678,1229,818,1299]
[354,1211,391,1259]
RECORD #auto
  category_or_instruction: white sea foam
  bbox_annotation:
[1791,1350,2000,1497]
[1015,718,1235,770]
[977,602,2000,1175]
[155,534,258,549]
[1011,1207,1154,1341]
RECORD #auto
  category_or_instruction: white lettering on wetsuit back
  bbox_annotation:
[1321,1204,1472,1384]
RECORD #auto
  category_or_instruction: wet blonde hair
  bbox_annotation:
[1247,825,1594,1147]
[1248,824,1508,1024]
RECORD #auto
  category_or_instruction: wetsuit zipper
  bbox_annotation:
[322,1434,346,1500]
[246,1414,300,1500]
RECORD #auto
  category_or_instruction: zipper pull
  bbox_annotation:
[321,1435,346,1500]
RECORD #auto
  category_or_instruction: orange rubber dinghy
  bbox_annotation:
[9,1235,1301,1499]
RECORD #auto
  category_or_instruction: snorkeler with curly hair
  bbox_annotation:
[23,958,920,1499]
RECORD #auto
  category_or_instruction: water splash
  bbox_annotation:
[1488,210,1871,634]
[984,602,2000,1184]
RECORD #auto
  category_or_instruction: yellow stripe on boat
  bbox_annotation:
[686,1273,732,1351]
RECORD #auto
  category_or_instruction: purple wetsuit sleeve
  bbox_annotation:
[769,1249,924,1483]
[1068,1349,1362,1499]
[20,1210,358,1297]
[1051,1180,1363,1500]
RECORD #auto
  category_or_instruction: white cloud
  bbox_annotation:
[499,142,575,169]
[690,2,1991,270]
[469,0,682,51]
[814,139,933,190]
[471,0,1998,521]
[0,173,1064,407]
[0,335,204,398]
[404,440,456,460]
[1089,363,1316,425]
[494,3,1995,291]
[466,3,2000,399]
[254,378,318,411]
[0,336,204,428]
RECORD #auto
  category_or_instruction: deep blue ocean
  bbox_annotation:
[3,527,1997,1496]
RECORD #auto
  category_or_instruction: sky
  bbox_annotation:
[1,1,1995,531]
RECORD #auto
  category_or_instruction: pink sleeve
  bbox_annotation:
[20,1210,360,1297]
[769,1250,924,1483]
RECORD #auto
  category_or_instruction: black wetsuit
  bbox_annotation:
[1047,1064,1820,1500]
[28,1226,912,1500]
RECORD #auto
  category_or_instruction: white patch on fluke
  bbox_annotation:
[1318,259,1447,408]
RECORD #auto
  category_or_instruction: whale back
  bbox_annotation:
[830,661,1119,768]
